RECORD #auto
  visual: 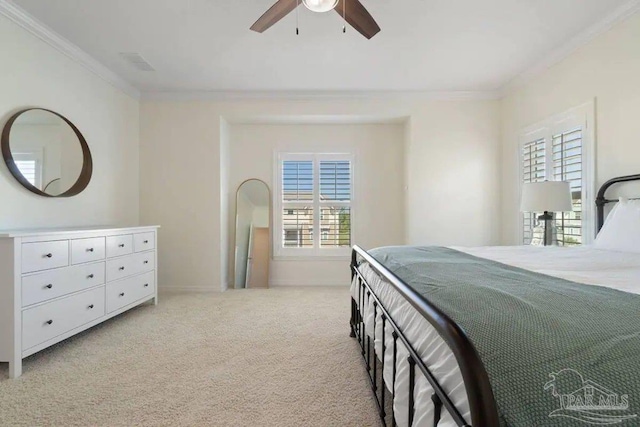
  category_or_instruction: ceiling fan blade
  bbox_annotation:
[335,0,381,39]
[250,0,301,33]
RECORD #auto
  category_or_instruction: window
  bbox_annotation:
[275,153,353,257]
[522,137,546,245]
[552,128,584,246]
[13,152,42,188]
[519,103,594,246]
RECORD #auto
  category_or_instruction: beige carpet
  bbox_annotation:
[0,287,380,427]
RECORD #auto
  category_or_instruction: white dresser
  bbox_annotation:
[0,226,159,378]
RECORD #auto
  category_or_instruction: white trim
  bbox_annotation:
[159,286,220,293]
[270,279,348,287]
[0,0,140,99]
[516,101,596,245]
[500,0,640,95]
[142,90,501,102]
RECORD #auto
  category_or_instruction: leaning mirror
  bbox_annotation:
[234,179,270,289]
[1,108,92,197]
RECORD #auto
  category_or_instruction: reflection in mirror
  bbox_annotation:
[2,109,90,197]
[235,179,270,289]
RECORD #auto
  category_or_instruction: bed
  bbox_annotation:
[349,174,640,427]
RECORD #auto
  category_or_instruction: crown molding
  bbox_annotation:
[141,90,502,102]
[0,0,140,100]
[499,0,640,97]
[3,0,636,103]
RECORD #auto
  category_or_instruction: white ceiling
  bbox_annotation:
[10,0,634,93]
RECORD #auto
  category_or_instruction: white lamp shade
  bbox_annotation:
[302,0,339,13]
[520,181,573,213]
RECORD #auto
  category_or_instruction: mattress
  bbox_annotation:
[351,245,640,427]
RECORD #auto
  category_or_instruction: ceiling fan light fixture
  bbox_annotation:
[302,0,339,13]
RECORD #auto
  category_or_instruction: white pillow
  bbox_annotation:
[594,197,640,253]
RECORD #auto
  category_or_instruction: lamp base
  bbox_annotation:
[537,211,554,246]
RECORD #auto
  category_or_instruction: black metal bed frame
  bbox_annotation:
[595,174,640,232]
[350,247,499,427]
[350,174,640,427]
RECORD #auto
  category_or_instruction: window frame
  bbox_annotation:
[274,152,355,259]
[517,101,596,245]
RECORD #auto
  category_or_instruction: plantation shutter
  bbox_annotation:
[552,128,583,246]
[277,155,353,255]
[282,161,314,248]
[522,138,546,245]
[319,160,351,248]
[14,160,38,186]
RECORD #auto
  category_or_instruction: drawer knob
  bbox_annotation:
[143,240,149,244]
[45,284,53,289]
[88,274,94,279]
[44,253,53,258]
[118,244,125,248]
[144,283,149,288]
[87,248,94,252]
[45,320,53,325]
[119,266,125,271]
[119,292,125,297]
[88,304,94,309]
[143,260,149,264]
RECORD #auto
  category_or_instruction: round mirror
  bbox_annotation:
[1,108,92,197]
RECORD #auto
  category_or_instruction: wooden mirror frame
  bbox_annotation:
[1,108,93,197]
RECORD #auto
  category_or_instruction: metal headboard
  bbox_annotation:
[595,173,640,232]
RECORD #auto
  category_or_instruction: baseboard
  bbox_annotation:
[269,279,349,287]
[160,282,349,292]
[159,286,220,293]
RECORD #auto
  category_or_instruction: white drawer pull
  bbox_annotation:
[119,292,125,297]
[44,253,53,258]
[45,284,53,289]
[45,320,53,325]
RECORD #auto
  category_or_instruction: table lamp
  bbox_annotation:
[520,181,573,246]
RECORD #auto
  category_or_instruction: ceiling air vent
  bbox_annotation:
[119,52,155,71]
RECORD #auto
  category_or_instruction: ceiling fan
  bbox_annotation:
[250,0,381,39]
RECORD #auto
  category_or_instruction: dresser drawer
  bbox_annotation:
[71,237,105,265]
[106,235,133,258]
[106,271,155,314]
[22,262,105,307]
[22,241,70,274]
[133,232,155,253]
[106,252,155,282]
[134,251,155,275]
[22,286,105,350]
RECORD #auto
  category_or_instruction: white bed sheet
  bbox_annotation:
[351,245,640,427]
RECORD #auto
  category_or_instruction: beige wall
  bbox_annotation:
[140,98,501,291]
[500,12,640,244]
[406,102,501,246]
[0,14,140,229]
[229,123,406,286]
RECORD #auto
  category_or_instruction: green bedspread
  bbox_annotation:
[368,246,640,427]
